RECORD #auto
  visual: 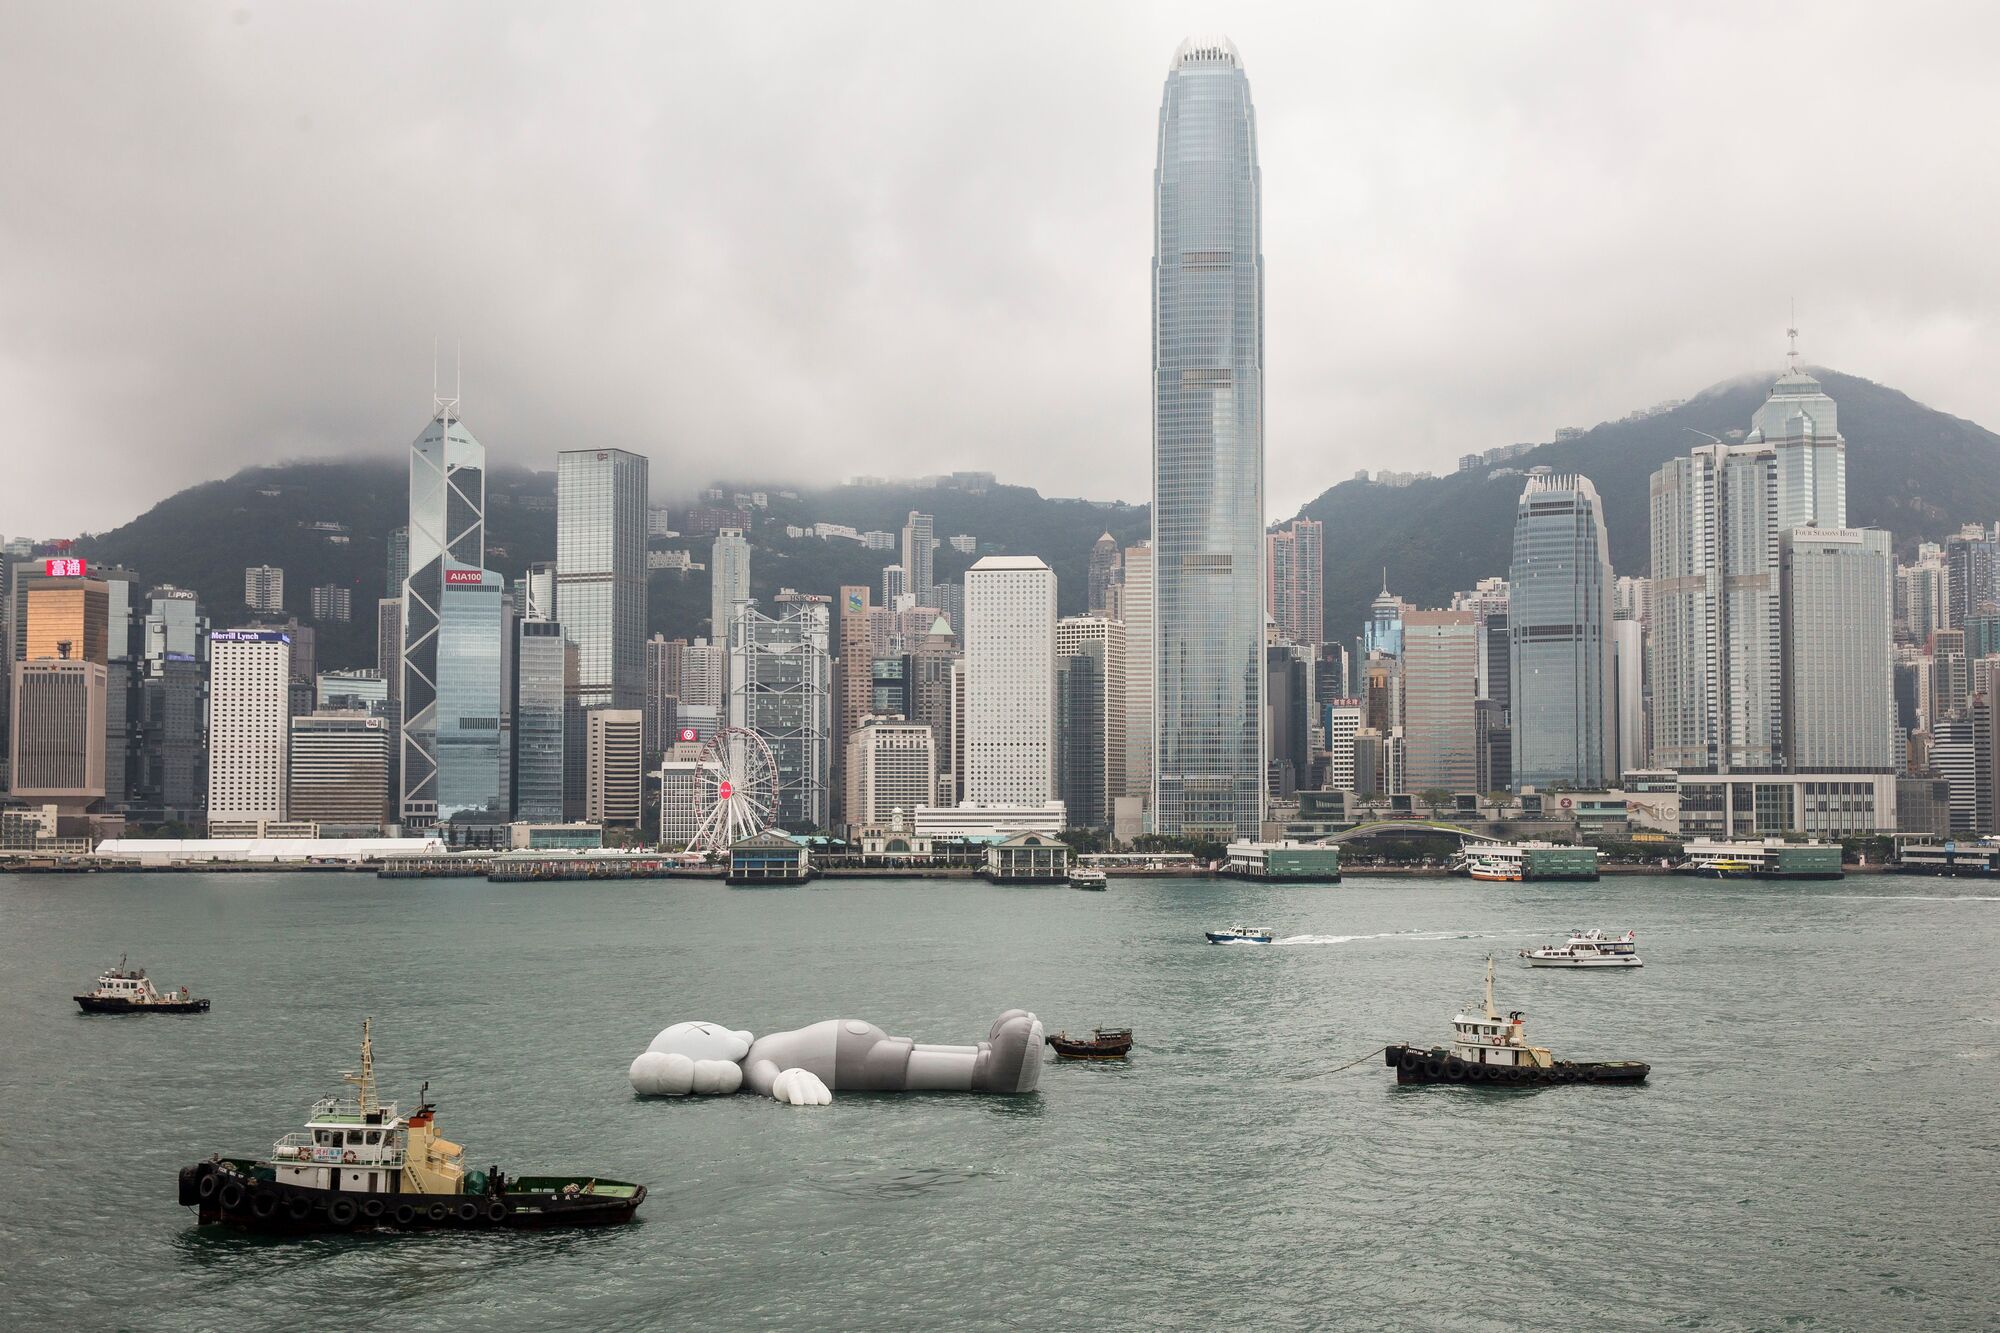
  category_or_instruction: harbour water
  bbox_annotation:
[2,872,1995,1330]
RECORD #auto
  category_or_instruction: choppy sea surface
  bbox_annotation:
[1,871,1995,1331]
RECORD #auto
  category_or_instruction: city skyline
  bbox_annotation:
[11,9,2000,538]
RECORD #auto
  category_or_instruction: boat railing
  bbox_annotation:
[271,1132,407,1168]
[308,1094,402,1122]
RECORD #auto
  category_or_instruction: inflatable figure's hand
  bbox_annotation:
[770,1068,832,1106]
[628,1020,754,1097]
[972,1009,1045,1094]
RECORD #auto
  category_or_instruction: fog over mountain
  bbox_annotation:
[7,4,2000,537]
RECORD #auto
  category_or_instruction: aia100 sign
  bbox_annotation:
[444,569,486,586]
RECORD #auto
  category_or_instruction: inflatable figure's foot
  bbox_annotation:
[771,1068,832,1105]
[973,1010,1045,1094]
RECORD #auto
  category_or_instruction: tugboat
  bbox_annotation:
[1383,958,1649,1087]
[1047,1027,1134,1061]
[176,1019,646,1234]
[1205,926,1275,944]
[75,956,209,1013]
[1069,866,1109,890]
[1520,929,1643,968]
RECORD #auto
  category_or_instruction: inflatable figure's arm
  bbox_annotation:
[744,1022,838,1105]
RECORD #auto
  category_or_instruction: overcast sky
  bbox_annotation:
[3,2,1995,538]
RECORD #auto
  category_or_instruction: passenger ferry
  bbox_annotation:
[1069,866,1109,890]
[1455,842,1600,882]
[177,1019,645,1234]
[1384,957,1650,1087]
[74,956,208,1014]
[1205,926,1275,944]
[1521,929,1642,968]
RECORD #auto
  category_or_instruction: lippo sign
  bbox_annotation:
[444,569,486,585]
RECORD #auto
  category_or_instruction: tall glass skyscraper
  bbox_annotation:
[1152,37,1265,839]
[556,448,649,712]
[1508,474,1614,789]
[401,398,485,825]
[434,565,509,822]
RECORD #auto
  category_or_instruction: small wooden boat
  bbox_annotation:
[1047,1027,1134,1061]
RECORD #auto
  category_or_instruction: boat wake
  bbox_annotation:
[1277,929,1486,946]
[1824,894,2000,903]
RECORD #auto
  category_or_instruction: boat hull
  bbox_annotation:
[1521,956,1641,968]
[177,1161,644,1234]
[76,995,209,1014]
[1048,1041,1132,1060]
[1383,1044,1648,1087]
[1205,933,1273,944]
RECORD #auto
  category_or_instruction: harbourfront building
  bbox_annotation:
[288,711,394,833]
[1507,473,1614,789]
[964,555,1057,808]
[9,656,108,816]
[729,592,831,831]
[843,717,937,830]
[1152,37,1265,840]
[556,448,649,713]
[207,629,292,825]
[400,395,487,825]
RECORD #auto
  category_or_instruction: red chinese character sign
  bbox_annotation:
[44,558,86,577]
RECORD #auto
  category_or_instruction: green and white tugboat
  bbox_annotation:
[177,1019,646,1234]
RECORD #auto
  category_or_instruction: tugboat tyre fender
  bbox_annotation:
[287,1196,312,1220]
[394,1203,418,1226]
[178,1166,200,1207]
[485,1201,507,1223]
[360,1198,386,1221]
[1397,1049,1420,1072]
[197,1172,220,1201]
[1443,1057,1466,1078]
[1423,1057,1445,1079]
[328,1198,358,1226]
[251,1193,278,1219]
[219,1183,245,1211]
[456,1201,480,1224]
[428,1202,450,1223]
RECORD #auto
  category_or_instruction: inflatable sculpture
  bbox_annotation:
[628,1011,1045,1105]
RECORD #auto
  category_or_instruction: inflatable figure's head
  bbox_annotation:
[628,1021,753,1096]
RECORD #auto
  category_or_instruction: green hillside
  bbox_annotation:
[1296,368,2000,641]
[76,464,1147,669]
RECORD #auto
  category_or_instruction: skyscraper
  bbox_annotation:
[1120,543,1153,803]
[401,394,486,825]
[1266,518,1323,647]
[207,628,291,826]
[386,527,409,602]
[288,712,393,833]
[433,567,509,823]
[1781,527,1894,772]
[964,555,1057,807]
[513,619,570,822]
[641,633,680,770]
[244,565,285,614]
[1507,474,1614,789]
[710,527,751,644]
[556,448,649,712]
[1649,357,1846,775]
[901,511,934,604]
[728,592,831,830]
[1056,615,1127,827]
[1400,610,1478,793]
[584,707,645,827]
[833,585,873,825]
[1086,533,1122,616]
[1152,38,1264,838]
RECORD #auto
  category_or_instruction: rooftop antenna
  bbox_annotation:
[1684,427,1725,446]
[1786,299,1801,373]
[432,336,460,425]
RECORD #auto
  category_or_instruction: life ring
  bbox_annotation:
[342,1150,358,1165]
[328,1198,358,1226]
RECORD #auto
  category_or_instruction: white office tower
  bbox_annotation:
[963,556,1057,805]
[658,735,716,849]
[710,528,751,643]
[1649,353,1846,774]
[844,717,937,829]
[1781,528,1894,771]
[1120,542,1153,802]
[677,638,727,711]
[1324,698,1363,792]
[208,629,292,824]
[901,511,934,603]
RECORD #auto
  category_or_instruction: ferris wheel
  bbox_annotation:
[686,726,780,855]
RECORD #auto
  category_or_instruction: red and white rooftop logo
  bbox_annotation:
[44,558,85,577]
[444,569,484,585]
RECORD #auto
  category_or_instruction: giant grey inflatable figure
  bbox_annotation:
[628,1011,1044,1105]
